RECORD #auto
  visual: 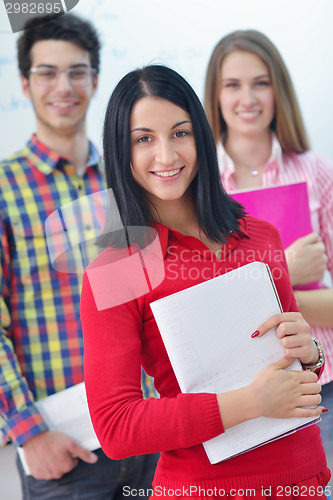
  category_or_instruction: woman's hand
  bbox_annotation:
[247,313,324,420]
[250,356,323,419]
[285,233,327,286]
[253,312,318,365]
[217,312,325,430]
[217,355,324,429]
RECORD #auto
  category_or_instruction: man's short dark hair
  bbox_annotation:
[17,13,101,78]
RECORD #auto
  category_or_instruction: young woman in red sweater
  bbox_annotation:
[80,65,329,499]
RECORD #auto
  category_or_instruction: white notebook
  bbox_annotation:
[17,382,100,475]
[150,261,319,464]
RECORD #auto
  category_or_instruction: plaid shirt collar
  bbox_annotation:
[22,134,102,175]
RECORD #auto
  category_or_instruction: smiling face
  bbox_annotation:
[130,97,198,207]
[21,40,97,140]
[219,50,275,139]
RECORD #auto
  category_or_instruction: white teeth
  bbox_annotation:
[51,103,74,107]
[154,168,181,177]
[237,111,260,118]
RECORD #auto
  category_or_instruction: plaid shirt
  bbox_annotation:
[0,135,155,447]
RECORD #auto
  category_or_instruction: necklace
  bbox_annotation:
[250,169,260,176]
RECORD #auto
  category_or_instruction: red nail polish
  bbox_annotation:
[251,330,260,338]
[322,408,329,413]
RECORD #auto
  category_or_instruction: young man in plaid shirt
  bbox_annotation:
[0,13,158,499]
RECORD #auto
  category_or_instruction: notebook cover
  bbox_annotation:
[230,182,319,290]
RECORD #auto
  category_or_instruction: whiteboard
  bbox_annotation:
[0,0,332,160]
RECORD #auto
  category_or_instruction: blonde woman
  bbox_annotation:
[205,29,333,484]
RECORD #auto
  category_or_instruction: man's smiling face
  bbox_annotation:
[21,39,97,138]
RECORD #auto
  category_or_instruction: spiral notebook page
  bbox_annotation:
[150,261,319,464]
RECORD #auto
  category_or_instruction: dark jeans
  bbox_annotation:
[17,448,159,500]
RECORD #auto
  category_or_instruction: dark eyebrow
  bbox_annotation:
[172,120,191,129]
[36,64,89,69]
[70,64,89,69]
[130,120,191,134]
[130,127,152,133]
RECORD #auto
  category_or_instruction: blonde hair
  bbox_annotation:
[204,30,309,153]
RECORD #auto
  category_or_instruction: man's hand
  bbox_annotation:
[22,430,98,480]
[285,233,327,286]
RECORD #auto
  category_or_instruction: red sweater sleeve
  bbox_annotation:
[81,272,224,459]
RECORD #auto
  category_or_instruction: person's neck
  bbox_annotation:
[149,190,224,258]
[146,187,225,257]
[35,126,90,178]
[149,190,198,235]
[224,129,272,170]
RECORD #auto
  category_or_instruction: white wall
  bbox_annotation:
[0,0,332,160]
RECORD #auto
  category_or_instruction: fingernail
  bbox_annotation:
[251,330,260,338]
[322,408,329,413]
[90,453,98,462]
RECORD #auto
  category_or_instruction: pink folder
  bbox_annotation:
[230,182,319,290]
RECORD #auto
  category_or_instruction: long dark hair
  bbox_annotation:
[100,65,244,248]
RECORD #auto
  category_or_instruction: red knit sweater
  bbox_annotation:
[81,216,326,492]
